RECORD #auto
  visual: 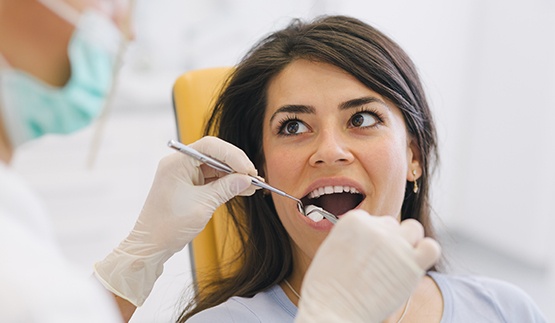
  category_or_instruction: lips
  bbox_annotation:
[301,184,365,216]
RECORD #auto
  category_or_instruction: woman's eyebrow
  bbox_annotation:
[269,104,315,123]
[269,96,388,123]
[339,96,389,110]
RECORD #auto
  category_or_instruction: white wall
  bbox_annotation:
[444,0,555,266]
[12,0,554,321]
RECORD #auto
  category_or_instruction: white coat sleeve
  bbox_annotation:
[0,213,122,323]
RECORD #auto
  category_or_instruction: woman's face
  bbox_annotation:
[262,59,421,263]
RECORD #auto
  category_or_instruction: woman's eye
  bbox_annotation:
[350,112,378,128]
[280,120,309,135]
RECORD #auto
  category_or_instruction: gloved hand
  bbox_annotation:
[94,136,258,306]
[295,210,441,323]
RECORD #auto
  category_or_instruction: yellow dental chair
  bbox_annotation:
[171,67,240,292]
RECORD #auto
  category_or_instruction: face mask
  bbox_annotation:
[0,4,125,147]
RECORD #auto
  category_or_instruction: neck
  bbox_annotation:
[281,244,314,306]
[281,279,301,307]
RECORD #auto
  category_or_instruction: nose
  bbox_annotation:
[309,129,354,166]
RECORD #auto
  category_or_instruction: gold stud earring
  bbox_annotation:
[412,169,419,193]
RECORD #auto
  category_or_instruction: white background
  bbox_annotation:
[12,0,555,321]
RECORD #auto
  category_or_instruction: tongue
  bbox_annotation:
[316,193,359,216]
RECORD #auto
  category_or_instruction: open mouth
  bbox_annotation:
[300,185,365,216]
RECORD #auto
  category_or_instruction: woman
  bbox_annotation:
[180,15,546,322]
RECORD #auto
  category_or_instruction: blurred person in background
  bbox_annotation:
[0,0,134,321]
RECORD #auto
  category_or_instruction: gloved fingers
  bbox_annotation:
[200,166,263,193]
[374,214,400,230]
[398,218,425,247]
[200,163,229,183]
[337,211,399,241]
[190,136,258,176]
[237,181,259,196]
[202,173,257,206]
[337,210,380,234]
[413,237,442,270]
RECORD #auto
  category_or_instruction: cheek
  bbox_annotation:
[361,140,409,209]
[362,136,408,172]
[263,145,301,185]
[263,149,280,183]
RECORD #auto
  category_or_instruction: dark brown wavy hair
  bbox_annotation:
[178,15,438,321]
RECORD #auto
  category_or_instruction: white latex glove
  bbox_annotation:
[296,210,441,323]
[94,136,258,306]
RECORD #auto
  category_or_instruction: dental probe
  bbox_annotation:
[167,139,338,224]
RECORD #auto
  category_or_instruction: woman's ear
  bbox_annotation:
[406,138,422,181]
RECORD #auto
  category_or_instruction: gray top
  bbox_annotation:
[186,271,547,322]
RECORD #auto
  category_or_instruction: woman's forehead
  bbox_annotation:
[264,60,397,116]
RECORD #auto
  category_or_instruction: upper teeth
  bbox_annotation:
[308,185,360,199]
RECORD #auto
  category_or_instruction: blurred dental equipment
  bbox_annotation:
[168,139,338,223]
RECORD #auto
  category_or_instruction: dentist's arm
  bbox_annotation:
[296,210,441,323]
[94,136,258,320]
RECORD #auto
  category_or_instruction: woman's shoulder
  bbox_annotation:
[186,284,297,322]
[428,271,547,322]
